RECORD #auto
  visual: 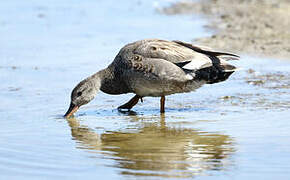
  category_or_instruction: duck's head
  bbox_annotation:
[64,76,100,118]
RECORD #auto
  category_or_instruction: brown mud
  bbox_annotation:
[161,0,290,59]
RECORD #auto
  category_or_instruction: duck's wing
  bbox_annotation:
[132,39,239,72]
[116,39,239,83]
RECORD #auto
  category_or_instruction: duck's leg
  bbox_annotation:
[118,95,141,110]
[160,96,165,113]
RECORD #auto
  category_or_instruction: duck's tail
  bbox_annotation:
[195,57,238,84]
[173,40,240,84]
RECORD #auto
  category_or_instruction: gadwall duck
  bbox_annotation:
[64,39,239,117]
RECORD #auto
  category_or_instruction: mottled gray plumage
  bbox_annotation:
[64,39,239,117]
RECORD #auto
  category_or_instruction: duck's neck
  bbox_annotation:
[92,66,129,95]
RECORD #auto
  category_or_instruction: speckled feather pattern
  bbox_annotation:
[98,39,238,97]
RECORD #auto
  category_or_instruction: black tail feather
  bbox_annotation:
[195,66,235,84]
[173,40,238,84]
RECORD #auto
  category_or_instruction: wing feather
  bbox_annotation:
[131,39,239,71]
[173,40,240,58]
[118,39,239,75]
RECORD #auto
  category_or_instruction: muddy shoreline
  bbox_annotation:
[161,0,290,59]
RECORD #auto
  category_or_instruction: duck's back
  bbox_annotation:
[111,39,239,96]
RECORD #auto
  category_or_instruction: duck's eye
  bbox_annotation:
[77,92,82,97]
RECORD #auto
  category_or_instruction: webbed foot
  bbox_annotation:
[117,95,142,111]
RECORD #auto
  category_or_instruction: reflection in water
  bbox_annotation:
[67,115,235,178]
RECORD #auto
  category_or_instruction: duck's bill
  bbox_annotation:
[64,103,79,118]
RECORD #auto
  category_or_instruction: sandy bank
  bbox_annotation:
[161,0,290,59]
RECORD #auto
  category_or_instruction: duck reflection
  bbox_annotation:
[67,114,235,178]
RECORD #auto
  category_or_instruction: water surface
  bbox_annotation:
[1,0,290,179]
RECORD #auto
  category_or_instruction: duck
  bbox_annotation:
[64,39,239,117]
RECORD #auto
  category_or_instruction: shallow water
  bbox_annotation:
[1,0,290,179]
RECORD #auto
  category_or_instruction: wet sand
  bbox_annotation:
[161,0,290,59]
